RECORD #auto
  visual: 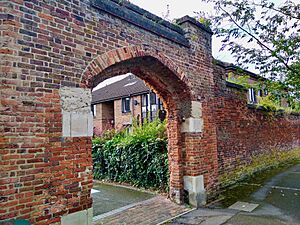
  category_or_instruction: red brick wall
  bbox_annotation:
[213,64,300,177]
[0,0,218,223]
[1,0,298,223]
[93,101,114,135]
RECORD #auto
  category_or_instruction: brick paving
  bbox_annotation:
[93,196,191,225]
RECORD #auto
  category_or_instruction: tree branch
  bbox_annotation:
[218,5,297,74]
[252,3,300,20]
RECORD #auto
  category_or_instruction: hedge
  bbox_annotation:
[92,118,169,191]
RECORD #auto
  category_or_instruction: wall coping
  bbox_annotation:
[176,16,213,35]
[247,104,300,117]
[226,81,247,91]
[91,0,190,47]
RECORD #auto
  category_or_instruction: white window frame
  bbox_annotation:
[92,104,97,117]
[122,97,131,113]
[248,88,257,104]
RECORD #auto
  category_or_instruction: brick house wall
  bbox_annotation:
[93,95,143,134]
[225,66,289,107]
[114,95,142,130]
[93,101,114,133]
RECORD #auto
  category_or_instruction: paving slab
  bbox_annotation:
[92,182,154,217]
[170,208,236,225]
[274,173,300,189]
[224,214,298,225]
[228,201,259,212]
[264,188,300,221]
[91,189,100,194]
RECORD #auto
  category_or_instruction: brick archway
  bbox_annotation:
[1,0,221,223]
[2,0,300,223]
[81,45,193,204]
[81,45,187,89]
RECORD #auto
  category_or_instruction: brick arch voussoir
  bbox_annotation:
[80,45,186,89]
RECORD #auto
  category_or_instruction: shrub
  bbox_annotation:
[92,118,169,192]
[257,96,300,114]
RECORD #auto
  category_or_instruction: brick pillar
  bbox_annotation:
[168,110,184,204]
[177,17,219,207]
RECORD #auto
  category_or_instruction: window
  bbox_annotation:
[91,104,96,117]
[248,88,257,103]
[122,97,131,113]
[141,92,165,123]
[142,94,148,107]
[141,94,148,122]
[257,90,263,97]
[158,98,163,110]
[150,92,156,104]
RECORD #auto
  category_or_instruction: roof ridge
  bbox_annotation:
[91,75,151,104]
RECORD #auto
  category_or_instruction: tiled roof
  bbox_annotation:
[92,75,150,104]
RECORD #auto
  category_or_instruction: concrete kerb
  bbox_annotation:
[93,180,159,195]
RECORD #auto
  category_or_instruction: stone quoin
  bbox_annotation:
[0,0,299,224]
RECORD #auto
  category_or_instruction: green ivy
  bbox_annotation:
[92,118,169,192]
[227,73,300,114]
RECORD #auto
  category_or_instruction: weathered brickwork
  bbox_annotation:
[0,0,299,224]
[1,0,217,223]
[213,63,300,177]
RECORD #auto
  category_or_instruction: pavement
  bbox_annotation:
[170,163,300,225]
[93,195,190,225]
[92,182,154,216]
[91,164,300,225]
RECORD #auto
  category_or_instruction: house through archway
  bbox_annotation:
[82,48,193,205]
[91,73,167,135]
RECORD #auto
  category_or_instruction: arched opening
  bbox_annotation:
[82,47,192,205]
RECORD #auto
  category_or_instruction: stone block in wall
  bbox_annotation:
[181,101,204,133]
[191,101,202,118]
[61,208,93,225]
[184,175,206,207]
[181,118,203,133]
[60,87,93,137]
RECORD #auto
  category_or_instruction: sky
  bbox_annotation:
[95,0,221,90]
[129,0,286,63]
[129,0,229,61]
[94,0,290,90]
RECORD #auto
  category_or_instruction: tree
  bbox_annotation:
[205,0,300,107]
